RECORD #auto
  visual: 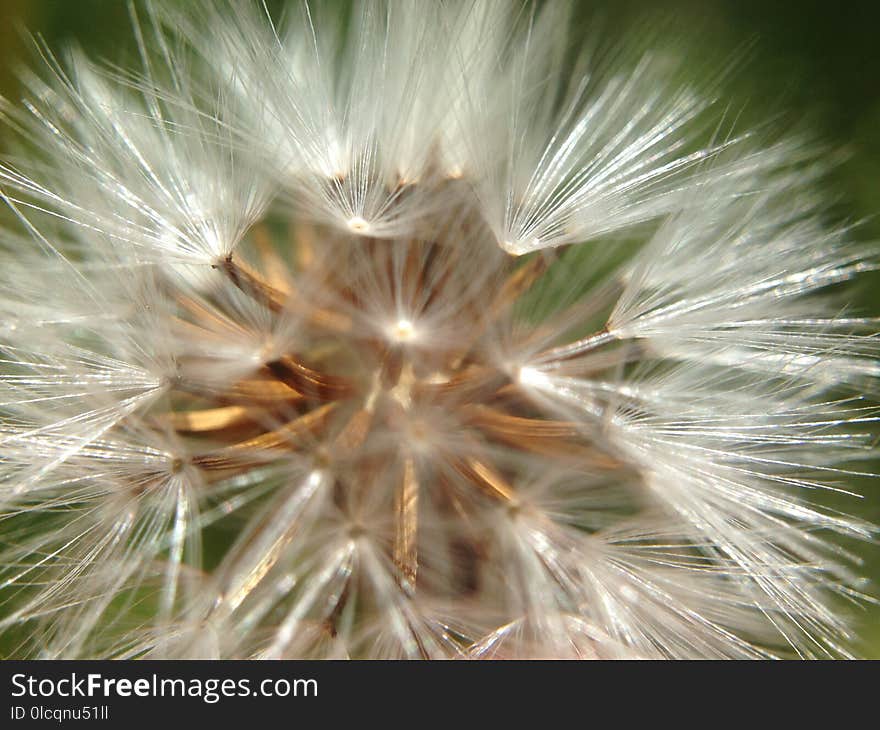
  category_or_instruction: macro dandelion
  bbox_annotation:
[0,0,877,659]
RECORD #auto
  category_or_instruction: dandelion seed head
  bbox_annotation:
[0,0,876,660]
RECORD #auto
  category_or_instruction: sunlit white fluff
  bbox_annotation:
[0,0,876,659]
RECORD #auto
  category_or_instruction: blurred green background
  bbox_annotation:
[0,0,878,657]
